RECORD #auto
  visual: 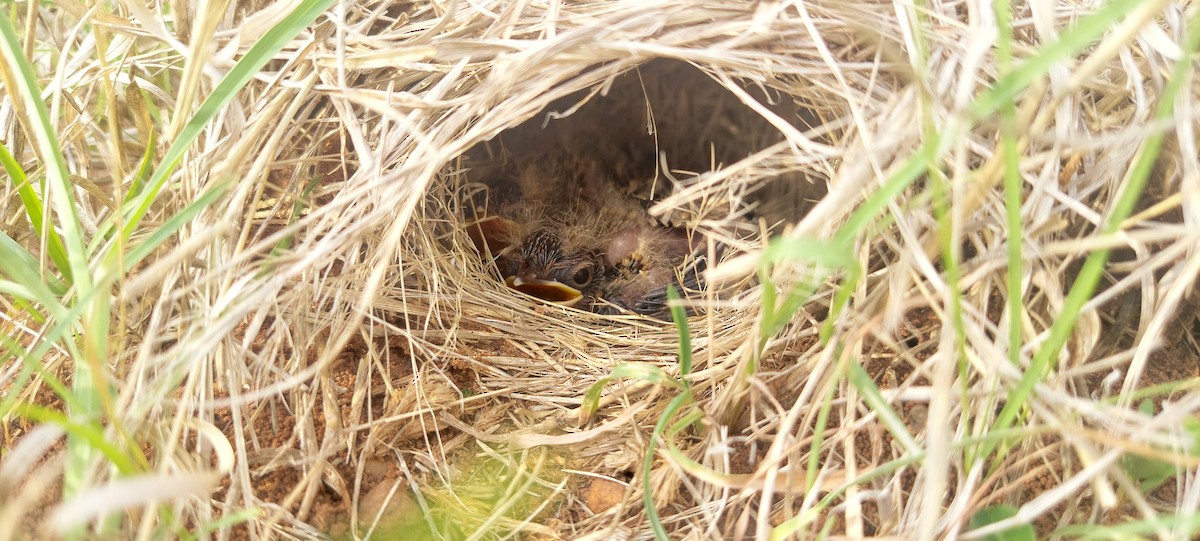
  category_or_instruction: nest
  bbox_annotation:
[4,1,1200,539]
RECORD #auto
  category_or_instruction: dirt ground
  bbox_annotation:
[212,289,1199,538]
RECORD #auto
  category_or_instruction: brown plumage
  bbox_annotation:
[501,228,603,307]
[592,223,707,317]
[464,153,709,317]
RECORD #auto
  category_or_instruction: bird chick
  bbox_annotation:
[464,170,607,308]
[464,152,712,316]
[502,228,603,307]
[594,222,710,318]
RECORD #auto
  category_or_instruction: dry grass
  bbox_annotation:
[2,1,1200,539]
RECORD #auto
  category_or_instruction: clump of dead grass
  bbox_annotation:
[2,1,1200,540]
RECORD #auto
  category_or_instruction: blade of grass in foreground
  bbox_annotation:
[0,0,337,533]
[1054,510,1200,539]
[770,452,927,540]
[0,142,71,285]
[993,0,1024,374]
[970,0,1027,477]
[760,0,1164,464]
[0,10,108,508]
[751,2,1168,537]
[828,0,1146,253]
[983,3,1200,462]
[0,9,90,289]
[966,0,1146,122]
[576,291,695,541]
[118,0,337,241]
[644,287,696,541]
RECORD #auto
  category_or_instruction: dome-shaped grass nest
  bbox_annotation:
[2,1,1200,539]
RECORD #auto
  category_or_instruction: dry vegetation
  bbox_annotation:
[2,1,1200,540]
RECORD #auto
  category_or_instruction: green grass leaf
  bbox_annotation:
[985,1,1200,461]
[0,142,72,283]
[119,0,337,240]
[967,0,1145,122]
[644,390,692,541]
[1055,513,1200,540]
[0,9,89,288]
[967,505,1036,541]
[666,286,693,380]
[579,363,685,421]
[846,361,919,453]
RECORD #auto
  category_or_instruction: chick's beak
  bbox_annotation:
[505,276,583,306]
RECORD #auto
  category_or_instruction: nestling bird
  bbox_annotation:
[592,223,708,317]
[463,153,710,318]
[500,227,603,307]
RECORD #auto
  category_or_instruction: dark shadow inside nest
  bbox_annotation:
[452,59,832,318]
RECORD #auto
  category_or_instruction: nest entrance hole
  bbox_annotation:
[440,58,840,318]
[459,59,830,230]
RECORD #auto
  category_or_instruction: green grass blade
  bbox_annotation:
[833,0,1153,252]
[0,231,78,415]
[985,4,1200,459]
[967,505,1036,541]
[644,391,692,541]
[0,11,90,290]
[0,332,76,418]
[0,141,71,283]
[993,0,1023,371]
[846,361,920,453]
[15,404,142,475]
[833,148,935,247]
[122,128,156,205]
[579,363,685,420]
[771,452,926,539]
[118,181,231,271]
[119,0,336,240]
[1054,513,1200,540]
[0,8,113,509]
[764,0,1146,359]
[967,0,1145,122]
[0,232,69,304]
[666,286,693,380]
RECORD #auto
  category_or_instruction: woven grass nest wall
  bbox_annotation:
[3,1,1200,540]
